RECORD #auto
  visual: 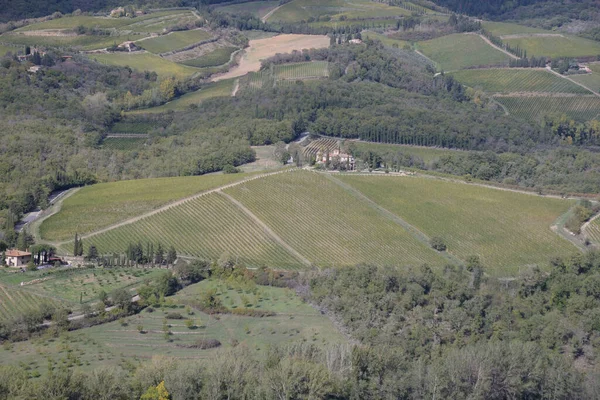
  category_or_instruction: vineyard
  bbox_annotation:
[0,284,64,322]
[503,35,600,59]
[494,95,600,123]
[225,170,446,268]
[570,73,600,93]
[139,29,213,54]
[585,218,600,246]
[90,53,200,78]
[268,0,410,23]
[77,191,305,268]
[339,175,576,276]
[451,69,591,94]
[238,62,329,93]
[180,46,238,68]
[40,173,251,241]
[303,138,341,158]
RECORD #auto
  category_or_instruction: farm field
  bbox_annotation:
[274,61,329,79]
[268,0,409,23]
[129,79,234,114]
[362,31,410,48]
[215,1,280,19]
[73,191,305,268]
[0,44,21,56]
[0,32,142,50]
[481,21,549,36]
[308,18,398,29]
[40,173,253,242]
[89,52,200,78]
[240,146,281,173]
[180,46,238,68]
[418,33,509,71]
[303,138,341,158]
[569,73,600,93]
[212,34,330,81]
[339,175,576,275]
[0,278,345,375]
[451,69,591,94]
[139,29,212,54]
[0,268,163,304]
[226,170,446,268]
[102,137,147,151]
[503,35,600,58]
[495,95,600,122]
[585,217,600,246]
[0,284,65,322]
[590,63,600,74]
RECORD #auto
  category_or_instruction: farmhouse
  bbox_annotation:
[316,148,356,170]
[5,250,32,267]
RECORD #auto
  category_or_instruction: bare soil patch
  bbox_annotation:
[212,34,330,82]
[12,29,76,37]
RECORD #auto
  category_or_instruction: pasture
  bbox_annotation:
[339,175,576,275]
[418,33,509,71]
[129,79,234,114]
[73,191,305,268]
[212,34,330,81]
[139,29,212,54]
[90,53,200,78]
[226,170,446,268]
[268,0,409,23]
[180,46,238,68]
[451,69,590,94]
[0,278,345,375]
[494,95,600,122]
[40,173,252,242]
[503,35,600,58]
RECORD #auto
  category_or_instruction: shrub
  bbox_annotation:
[430,237,447,252]
[180,338,221,349]
[166,312,184,319]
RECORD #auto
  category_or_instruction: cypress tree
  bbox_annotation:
[74,233,79,256]
[167,246,177,265]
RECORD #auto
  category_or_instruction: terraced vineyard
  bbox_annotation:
[226,170,446,267]
[451,69,590,94]
[303,138,341,158]
[76,191,305,269]
[339,175,576,275]
[585,218,600,246]
[0,284,64,321]
[495,95,600,122]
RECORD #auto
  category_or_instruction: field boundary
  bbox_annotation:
[217,191,312,266]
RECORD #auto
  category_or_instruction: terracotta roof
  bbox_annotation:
[5,250,31,257]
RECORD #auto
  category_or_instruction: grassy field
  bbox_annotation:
[90,53,200,78]
[481,21,549,36]
[339,175,576,275]
[495,95,600,122]
[0,284,65,321]
[0,278,345,375]
[570,73,600,93]
[40,173,253,242]
[226,170,446,268]
[504,35,600,58]
[590,63,600,74]
[73,191,305,268]
[451,69,591,94]
[102,137,147,151]
[139,30,213,54]
[362,31,410,48]
[0,44,22,56]
[180,46,238,68]
[269,0,409,23]
[128,79,234,114]
[586,218,600,246]
[418,33,509,71]
[216,1,280,19]
[0,33,143,50]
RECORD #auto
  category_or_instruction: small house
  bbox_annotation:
[5,250,32,267]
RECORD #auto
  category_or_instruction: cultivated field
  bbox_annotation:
[503,35,600,58]
[451,69,591,94]
[129,79,235,114]
[226,170,446,267]
[139,29,212,54]
[215,1,280,19]
[339,175,576,275]
[74,192,305,268]
[481,21,549,37]
[180,46,238,68]
[212,34,330,81]
[90,53,200,78]
[303,138,340,158]
[268,0,409,23]
[238,62,329,93]
[418,33,509,71]
[0,284,64,322]
[40,173,252,242]
[586,218,600,246]
[362,31,410,49]
[0,278,345,375]
[495,95,600,122]
[570,73,600,93]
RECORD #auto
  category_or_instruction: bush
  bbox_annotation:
[166,312,184,319]
[430,237,447,252]
[181,338,221,349]
[223,164,241,174]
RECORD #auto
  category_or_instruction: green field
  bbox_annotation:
[308,18,399,29]
[269,0,409,23]
[139,30,212,54]
[226,170,446,268]
[0,44,22,56]
[0,284,65,322]
[102,137,147,151]
[504,35,600,58]
[40,173,253,242]
[362,31,410,48]
[418,33,509,71]
[216,1,280,19]
[0,278,345,375]
[590,63,600,74]
[74,191,305,268]
[274,61,329,79]
[451,69,590,94]
[339,175,576,275]
[0,33,143,50]
[586,217,600,245]
[90,53,200,78]
[128,79,234,114]
[495,95,600,122]
[570,73,600,93]
[180,46,238,68]
[481,21,549,37]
